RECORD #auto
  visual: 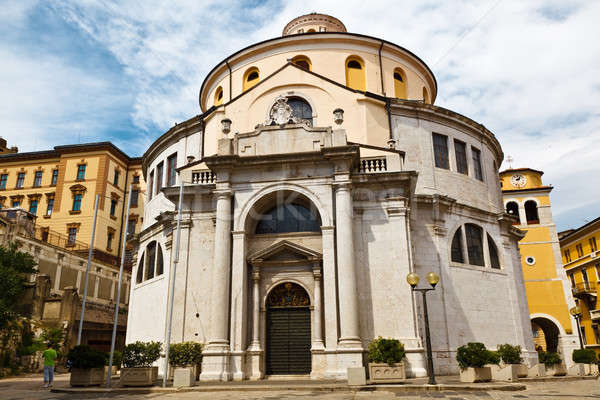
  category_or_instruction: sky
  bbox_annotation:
[1,0,598,231]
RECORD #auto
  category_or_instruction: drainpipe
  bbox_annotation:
[378,41,385,96]
[386,98,393,140]
[225,60,232,101]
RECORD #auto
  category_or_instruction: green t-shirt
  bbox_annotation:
[43,349,57,367]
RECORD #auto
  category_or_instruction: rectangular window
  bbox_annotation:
[565,249,571,263]
[76,165,86,180]
[472,147,483,181]
[28,199,38,215]
[167,153,177,187]
[590,237,598,252]
[12,200,20,208]
[68,227,77,245]
[33,171,42,187]
[576,243,583,258]
[113,170,119,186]
[454,140,468,175]
[569,273,575,288]
[130,189,139,207]
[132,175,140,184]
[16,172,25,188]
[593,325,600,344]
[72,194,82,211]
[107,232,114,250]
[0,174,7,189]
[465,224,485,266]
[582,268,590,288]
[148,171,154,201]
[432,133,449,169]
[156,162,163,193]
[110,199,117,217]
[596,263,600,281]
[51,169,59,186]
[127,220,136,235]
[46,197,54,216]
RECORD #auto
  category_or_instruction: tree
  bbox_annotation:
[0,243,37,330]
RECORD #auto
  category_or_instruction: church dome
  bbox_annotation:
[282,13,347,36]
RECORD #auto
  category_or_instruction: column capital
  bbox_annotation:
[252,266,261,281]
[312,265,322,280]
[213,189,233,199]
[320,225,335,233]
[232,230,246,237]
[333,181,352,192]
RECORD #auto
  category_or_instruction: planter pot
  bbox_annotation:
[490,364,519,381]
[516,363,528,378]
[459,367,492,383]
[104,365,118,377]
[590,364,599,375]
[368,362,406,382]
[70,367,105,387]
[567,363,586,376]
[546,364,566,376]
[168,364,198,380]
[173,367,195,387]
[120,366,158,386]
[527,364,546,377]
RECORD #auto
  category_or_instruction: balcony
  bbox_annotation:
[590,309,600,321]
[191,170,216,184]
[572,281,598,298]
[356,157,388,173]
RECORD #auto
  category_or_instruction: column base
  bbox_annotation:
[404,348,427,378]
[336,347,363,376]
[229,351,246,381]
[200,344,232,382]
[311,348,326,379]
[246,349,263,380]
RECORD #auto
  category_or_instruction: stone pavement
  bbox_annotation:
[1,373,599,400]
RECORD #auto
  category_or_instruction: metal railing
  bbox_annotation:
[356,157,387,173]
[191,169,216,184]
[572,281,597,297]
[35,226,88,252]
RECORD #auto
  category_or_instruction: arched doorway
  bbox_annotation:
[531,317,560,353]
[266,282,311,375]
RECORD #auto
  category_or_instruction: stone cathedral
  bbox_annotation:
[126,13,536,380]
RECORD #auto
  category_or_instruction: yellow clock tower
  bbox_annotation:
[500,168,578,361]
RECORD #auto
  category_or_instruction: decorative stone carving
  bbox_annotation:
[266,282,310,307]
[265,96,311,126]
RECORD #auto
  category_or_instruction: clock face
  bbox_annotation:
[511,174,527,188]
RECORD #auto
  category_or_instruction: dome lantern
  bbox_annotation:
[282,13,347,36]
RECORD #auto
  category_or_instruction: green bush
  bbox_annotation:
[67,345,106,369]
[367,337,406,366]
[538,351,561,367]
[456,342,499,370]
[572,349,597,364]
[496,344,523,364]
[106,350,122,368]
[169,342,203,366]
[122,341,161,368]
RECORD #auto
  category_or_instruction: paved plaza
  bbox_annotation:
[1,373,599,400]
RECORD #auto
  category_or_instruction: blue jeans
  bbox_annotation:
[43,365,54,383]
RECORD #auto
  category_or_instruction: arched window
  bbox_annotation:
[506,201,519,220]
[146,241,156,280]
[345,56,366,91]
[287,97,313,126]
[423,87,430,104]
[156,244,164,276]
[451,227,464,263]
[243,67,260,91]
[292,55,311,71]
[465,223,484,266]
[393,68,407,99]
[136,251,145,283]
[307,28,316,33]
[525,200,539,224]
[214,86,223,106]
[487,234,500,269]
[255,203,321,234]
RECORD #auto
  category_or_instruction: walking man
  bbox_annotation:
[42,343,57,388]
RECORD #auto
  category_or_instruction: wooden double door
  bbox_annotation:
[265,307,311,375]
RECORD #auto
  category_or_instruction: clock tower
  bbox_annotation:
[500,168,579,361]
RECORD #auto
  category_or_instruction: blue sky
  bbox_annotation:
[1,0,599,231]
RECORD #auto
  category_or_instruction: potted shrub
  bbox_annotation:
[490,344,526,380]
[456,342,497,382]
[367,337,406,382]
[570,349,598,375]
[169,342,203,386]
[120,341,161,386]
[538,351,565,376]
[105,350,122,377]
[67,345,106,386]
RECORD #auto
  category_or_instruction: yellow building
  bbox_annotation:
[500,168,578,358]
[0,142,145,264]
[560,217,600,356]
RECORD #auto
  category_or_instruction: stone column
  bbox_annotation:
[320,225,339,378]
[312,264,324,349]
[54,262,62,292]
[200,189,233,381]
[247,266,263,380]
[229,230,247,380]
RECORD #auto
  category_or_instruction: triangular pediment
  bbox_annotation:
[248,240,321,266]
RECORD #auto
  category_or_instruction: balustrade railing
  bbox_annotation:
[191,169,216,184]
[356,157,387,173]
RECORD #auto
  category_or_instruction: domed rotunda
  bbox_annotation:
[127,13,535,381]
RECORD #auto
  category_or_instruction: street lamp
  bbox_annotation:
[407,271,440,385]
[570,305,584,350]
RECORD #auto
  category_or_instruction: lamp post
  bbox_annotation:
[570,305,584,350]
[406,271,440,385]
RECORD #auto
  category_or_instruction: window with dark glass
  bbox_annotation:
[471,147,483,181]
[28,199,38,215]
[132,175,140,184]
[590,237,598,252]
[156,244,164,276]
[136,252,145,283]
[107,232,114,250]
[110,199,117,216]
[16,172,25,188]
[582,268,589,288]
[46,197,54,216]
[432,133,449,169]
[565,249,571,262]
[113,170,119,186]
[148,171,154,201]
[72,194,82,211]
[127,220,136,235]
[287,97,313,126]
[569,273,575,288]
[465,223,484,266]
[12,200,20,208]
[130,189,139,207]
[33,171,42,187]
[488,234,500,269]
[167,154,177,187]
[524,200,539,224]
[146,241,156,280]
[255,203,321,234]
[0,174,7,189]
[454,140,468,174]
[51,169,59,186]
[68,227,77,244]
[451,227,464,263]
[506,201,519,218]
[156,162,163,194]
[76,165,86,180]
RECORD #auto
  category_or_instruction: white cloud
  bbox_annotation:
[1,0,598,229]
